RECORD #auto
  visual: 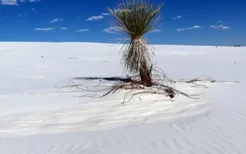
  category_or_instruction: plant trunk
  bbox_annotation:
[139,63,152,87]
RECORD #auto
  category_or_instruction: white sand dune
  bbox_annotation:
[0,42,245,154]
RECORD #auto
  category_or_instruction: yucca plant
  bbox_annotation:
[107,0,163,87]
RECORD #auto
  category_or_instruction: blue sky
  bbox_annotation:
[0,0,245,45]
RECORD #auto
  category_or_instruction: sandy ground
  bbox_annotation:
[0,42,245,154]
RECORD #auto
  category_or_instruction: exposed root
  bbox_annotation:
[191,84,209,89]
[153,67,176,83]
[72,79,196,105]
[56,73,241,105]
[153,82,200,99]
[57,70,241,105]
[122,91,165,105]
[180,77,240,84]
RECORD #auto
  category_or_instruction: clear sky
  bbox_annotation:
[0,0,245,45]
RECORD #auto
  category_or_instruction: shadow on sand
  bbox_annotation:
[72,76,132,83]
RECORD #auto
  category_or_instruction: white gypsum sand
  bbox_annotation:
[0,42,245,154]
